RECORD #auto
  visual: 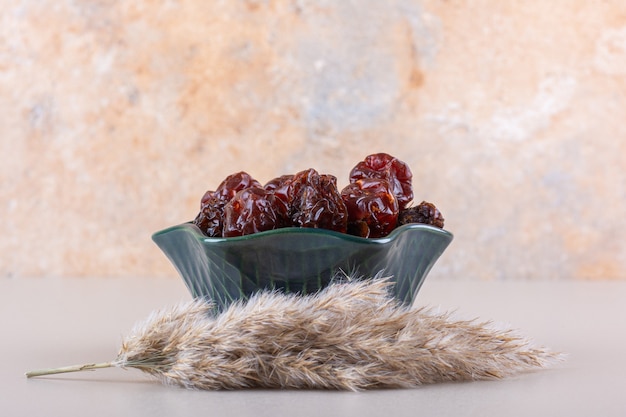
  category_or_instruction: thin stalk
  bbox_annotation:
[25,362,115,378]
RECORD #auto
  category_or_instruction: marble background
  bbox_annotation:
[1,0,625,280]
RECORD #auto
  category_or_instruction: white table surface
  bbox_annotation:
[2,275,625,417]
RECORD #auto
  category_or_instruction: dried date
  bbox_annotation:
[222,187,289,237]
[288,169,348,233]
[341,178,399,238]
[398,201,445,229]
[349,153,413,210]
[192,153,445,238]
[193,171,262,236]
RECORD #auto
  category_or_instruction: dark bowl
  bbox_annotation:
[152,223,453,311]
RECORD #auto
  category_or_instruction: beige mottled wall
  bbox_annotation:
[1,1,625,280]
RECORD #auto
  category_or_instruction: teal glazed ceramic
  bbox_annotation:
[152,223,453,311]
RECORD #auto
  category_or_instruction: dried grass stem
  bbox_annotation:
[26,362,116,378]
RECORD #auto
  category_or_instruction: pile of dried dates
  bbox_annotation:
[193,153,444,238]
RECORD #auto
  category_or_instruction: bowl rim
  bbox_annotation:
[152,222,453,245]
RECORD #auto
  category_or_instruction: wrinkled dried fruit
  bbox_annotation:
[341,178,399,238]
[398,201,445,229]
[349,153,413,210]
[193,194,226,237]
[222,187,289,237]
[263,174,294,213]
[288,169,348,233]
[192,153,444,238]
[213,171,262,203]
[193,171,262,237]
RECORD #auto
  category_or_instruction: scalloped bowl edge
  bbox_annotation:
[153,223,453,311]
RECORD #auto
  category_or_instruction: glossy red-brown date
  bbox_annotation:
[349,153,413,210]
[222,187,289,237]
[192,153,444,238]
[398,201,445,229]
[287,169,348,233]
[193,195,226,237]
[341,178,399,238]
[211,171,262,203]
[263,174,294,212]
[194,171,261,237]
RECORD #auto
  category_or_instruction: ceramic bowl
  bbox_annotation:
[152,223,453,311]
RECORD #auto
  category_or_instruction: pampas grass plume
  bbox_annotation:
[26,278,560,390]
